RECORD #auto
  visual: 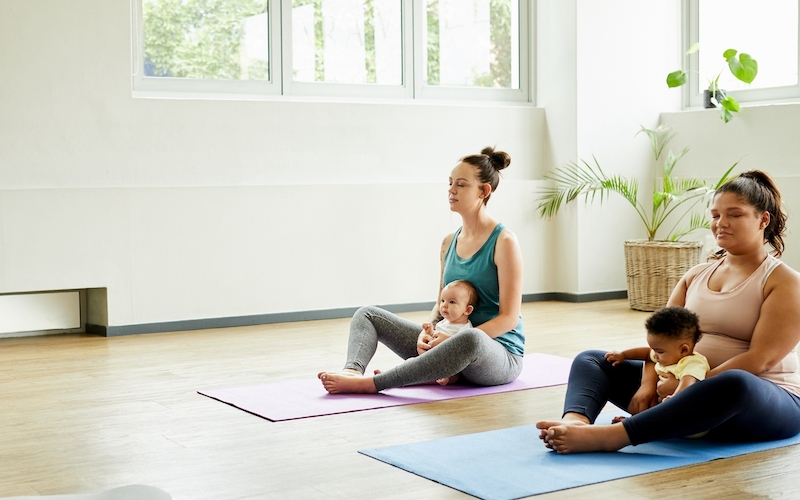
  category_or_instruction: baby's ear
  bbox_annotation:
[680,343,691,355]
[465,305,474,315]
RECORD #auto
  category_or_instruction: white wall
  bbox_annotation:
[7,0,789,331]
[537,0,683,294]
[0,0,550,328]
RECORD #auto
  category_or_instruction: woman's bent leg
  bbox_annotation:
[344,306,421,374]
[623,370,800,445]
[563,350,644,422]
[373,329,521,391]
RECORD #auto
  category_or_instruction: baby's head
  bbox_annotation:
[440,280,479,324]
[645,306,701,367]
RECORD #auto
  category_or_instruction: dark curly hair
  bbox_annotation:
[645,306,701,344]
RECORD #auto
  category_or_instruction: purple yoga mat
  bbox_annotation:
[198,353,572,421]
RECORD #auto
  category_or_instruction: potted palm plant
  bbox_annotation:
[536,125,736,311]
[666,44,758,123]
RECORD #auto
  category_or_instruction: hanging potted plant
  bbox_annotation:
[666,43,759,123]
[536,125,736,311]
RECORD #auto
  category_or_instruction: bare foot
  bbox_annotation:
[540,423,630,454]
[611,415,627,424]
[317,368,361,378]
[436,374,460,386]
[536,413,590,449]
[318,370,378,394]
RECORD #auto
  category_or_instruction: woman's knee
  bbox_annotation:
[574,349,608,366]
[449,328,485,353]
[353,305,385,322]
[703,369,756,398]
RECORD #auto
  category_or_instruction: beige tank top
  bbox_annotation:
[685,254,800,397]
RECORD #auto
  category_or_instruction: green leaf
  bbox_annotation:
[535,157,646,229]
[707,73,721,92]
[663,147,688,177]
[653,191,669,211]
[666,70,687,88]
[686,42,700,55]
[718,106,734,123]
[723,48,738,60]
[637,124,675,161]
[728,52,758,84]
[714,162,739,189]
[721,96,740,113]
[669,212,710,242]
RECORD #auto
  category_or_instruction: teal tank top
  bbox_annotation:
[442,223,525,356]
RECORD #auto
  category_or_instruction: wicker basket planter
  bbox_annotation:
[624,240,704,312]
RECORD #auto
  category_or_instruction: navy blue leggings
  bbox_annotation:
[565,350,800,445]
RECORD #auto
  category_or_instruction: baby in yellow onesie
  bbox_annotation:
[606,306,709,403]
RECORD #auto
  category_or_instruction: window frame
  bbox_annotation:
[683,0,800,108]
[131,0,533,103]
[414,0,530,102]
[280,0,415,99]
[131,0,283,98]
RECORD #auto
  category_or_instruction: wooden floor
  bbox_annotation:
[2,300,799,499]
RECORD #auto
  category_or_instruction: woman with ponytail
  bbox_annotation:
[537,170,800,453]
[319,147,525,394]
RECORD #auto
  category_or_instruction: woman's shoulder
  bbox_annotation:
[440,232,456,263]
[682,261,714,288]
[497,226,518,242]
[441,232,456,249]
[764,258,800,293]
[494,226,521,252]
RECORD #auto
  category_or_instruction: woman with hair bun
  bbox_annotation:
[319,147,525,393]
[537,170,800,453]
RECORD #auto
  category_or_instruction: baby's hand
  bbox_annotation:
[422,323,434,336]
[417,326,434,355]
[428,331,450,349]
[605,351,625,366]
[436,374,459,386]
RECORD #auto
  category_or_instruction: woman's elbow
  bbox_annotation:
[758,358,781,374]
[497,313,519,333]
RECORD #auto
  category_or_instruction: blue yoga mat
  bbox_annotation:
[360,414,800,500]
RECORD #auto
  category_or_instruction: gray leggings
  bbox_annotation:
[345,306,523,392]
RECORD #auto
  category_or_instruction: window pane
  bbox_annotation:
[291,0,402,85]
[142,0,270,80]
[699,0,798,91]
[426,0,519,88]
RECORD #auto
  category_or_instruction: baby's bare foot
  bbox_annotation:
[436,374,460,386]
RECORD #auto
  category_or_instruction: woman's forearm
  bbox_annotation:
[428,303,441,324]
[641,361,658,389]
[708,351,772,377]
[474,313,518,338]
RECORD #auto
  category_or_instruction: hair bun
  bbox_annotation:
[480,147,511,171]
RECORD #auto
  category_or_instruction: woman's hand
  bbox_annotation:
[627,384,659,415]
[628,361,660,414]
[417,324,435,355]
[428,331,452,349]
[656,373,679,399]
